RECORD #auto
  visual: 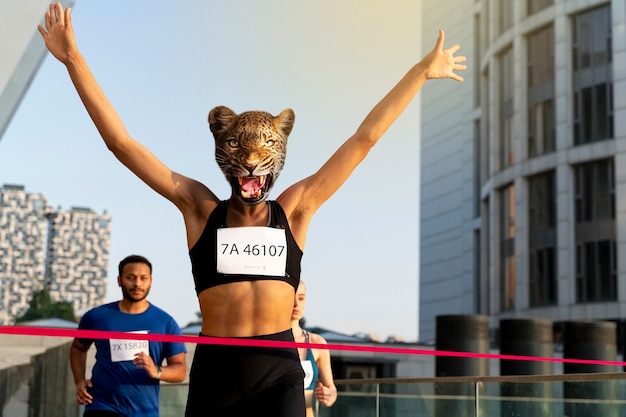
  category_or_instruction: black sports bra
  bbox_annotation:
[189,200,302,295]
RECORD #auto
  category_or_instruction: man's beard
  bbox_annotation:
[121,286,150,302]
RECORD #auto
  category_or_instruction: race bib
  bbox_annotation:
[109,330,149,362]
[301,360,314,388]
[217,227,287,276]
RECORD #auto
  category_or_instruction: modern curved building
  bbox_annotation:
[419,0,626,342]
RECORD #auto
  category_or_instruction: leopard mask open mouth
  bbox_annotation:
[230,174,273,204]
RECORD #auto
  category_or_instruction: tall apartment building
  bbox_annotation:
[0,184,48,325]
[0,184,110,324]
[419,0,626,341]
[45,207,111,317]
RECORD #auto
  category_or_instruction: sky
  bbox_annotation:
[1,0,423,341]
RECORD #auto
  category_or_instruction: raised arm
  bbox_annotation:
[280,30,466,224]
[37,3,216,215]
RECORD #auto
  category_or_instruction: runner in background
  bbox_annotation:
[70,255,187,417]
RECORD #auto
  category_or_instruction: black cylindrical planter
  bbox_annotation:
[563,320,617,374]
[499,318,554,417]
[563,320,618,417]
[436,314,489,377]
[435,314,489,417]
[500,317,553,375]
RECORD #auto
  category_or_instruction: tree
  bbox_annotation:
[15,288,76,323]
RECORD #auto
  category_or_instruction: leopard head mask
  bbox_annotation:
[208,106,295,204]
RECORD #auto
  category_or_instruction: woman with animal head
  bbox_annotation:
[38,3,466,416]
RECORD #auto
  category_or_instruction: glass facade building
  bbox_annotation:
[419,0,626,341]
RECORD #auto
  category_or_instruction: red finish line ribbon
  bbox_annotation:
[2,326,626,367]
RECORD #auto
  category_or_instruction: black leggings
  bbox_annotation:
[185,329,305,417]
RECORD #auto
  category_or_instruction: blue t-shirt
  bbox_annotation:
[77,302,187,417]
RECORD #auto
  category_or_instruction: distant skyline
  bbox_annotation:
[0,0,424,341]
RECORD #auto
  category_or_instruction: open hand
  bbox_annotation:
[422,29,467,82]
[37,2,77,64]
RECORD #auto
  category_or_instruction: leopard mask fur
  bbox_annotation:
[208,106,295,204]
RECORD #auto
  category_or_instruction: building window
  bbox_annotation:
[572,5,613,145]
[527,0,553,15]
[528,25,555,157]
[32,199,45,212]
[575,159,616,302]
[575,159,615,223]
[576,241,616,303]
[500,184,515,311]
[499,2,513,35]
[528,171,556,306]
[499,47,514,169]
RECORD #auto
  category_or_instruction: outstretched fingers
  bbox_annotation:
[450,72,465,83]
[435,29,445,51]
[447,44,461,55]
[37,21,46,37]
[54,2,66,25]
[447,44,466,83]
[49,3,58,25]
[64,5,72,27]
[42,3,65,32]
[39,8,52,36]
[453,50,467,82]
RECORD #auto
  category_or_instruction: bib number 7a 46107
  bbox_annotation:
[217,227,287,276]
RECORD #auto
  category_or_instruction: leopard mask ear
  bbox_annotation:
[274,108,295,139]
[208,106,238,140]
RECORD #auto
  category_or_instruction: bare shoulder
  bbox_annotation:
[309,332,329,345]
[175,175,219,209]
[177,178,221,247]
[276,180,315,248]
[309,332,330,363]
[276,180,308,218]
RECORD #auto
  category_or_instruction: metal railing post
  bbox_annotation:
[475,381,480,417]
[376,383,380,417]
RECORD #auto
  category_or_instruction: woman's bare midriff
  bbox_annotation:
[197,280,295,337]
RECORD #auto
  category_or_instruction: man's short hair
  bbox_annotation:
[118,254,152,276]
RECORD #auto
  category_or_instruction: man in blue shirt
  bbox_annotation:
[69,255,187,417]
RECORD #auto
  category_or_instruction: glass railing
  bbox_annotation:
[159,373,626,417]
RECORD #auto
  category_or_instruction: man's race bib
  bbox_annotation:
[217,227,287,276]
[109,330,149,362]
[301,360,314,389]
